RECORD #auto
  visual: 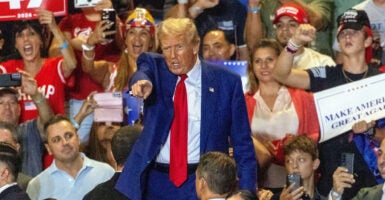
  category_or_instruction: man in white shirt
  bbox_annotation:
[26,115,115,199]
[273,4,336,69]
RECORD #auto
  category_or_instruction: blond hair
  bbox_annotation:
[114,21,157,91]
[158,18,200,46]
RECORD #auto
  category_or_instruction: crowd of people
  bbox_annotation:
[0,0,385,199]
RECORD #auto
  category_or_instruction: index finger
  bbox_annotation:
[16,68,31,77]
[86,91,98,101]
[131,82,145,98]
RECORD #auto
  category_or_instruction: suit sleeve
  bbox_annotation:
[230,76,258,193]
[129,53,154,88]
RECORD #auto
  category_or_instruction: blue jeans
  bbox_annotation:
[69,99,94,144]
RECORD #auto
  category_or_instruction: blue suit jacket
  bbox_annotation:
[115,52,257,200]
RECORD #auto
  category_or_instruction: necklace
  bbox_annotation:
[342,67,369,83]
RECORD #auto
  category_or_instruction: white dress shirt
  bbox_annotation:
[156,57,202,164]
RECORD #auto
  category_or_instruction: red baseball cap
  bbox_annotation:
[273,4,309,24]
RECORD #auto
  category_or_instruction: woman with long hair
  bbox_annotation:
[82,7,156,92]
[0,9,76,122]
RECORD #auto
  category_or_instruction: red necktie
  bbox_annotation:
[170,74,188,187]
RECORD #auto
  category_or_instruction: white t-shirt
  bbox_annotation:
[294,47,336,69]
[354,0,385,47]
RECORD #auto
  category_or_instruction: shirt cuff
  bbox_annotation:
[328,189,342,200]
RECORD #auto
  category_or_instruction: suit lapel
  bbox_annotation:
[159,61,177,143]
[200,62,218,152]
[160,63,177,106]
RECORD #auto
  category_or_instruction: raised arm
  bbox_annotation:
[245,0,265,50]
[73,92,97,126]
[18,69,53,137]
[36,9,77,78]
[165,0,219,19]
[48,0,123,56]
[273,24,316,90]
[81,21,114,88]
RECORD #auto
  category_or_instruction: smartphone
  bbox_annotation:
[341,153,354,174]
[101,9,116,39]
[0,73,21,87]
[286,173,301,191]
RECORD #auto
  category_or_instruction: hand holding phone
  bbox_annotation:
[341,153,354,174]
[101,9,116,39]
[286,173,301,192]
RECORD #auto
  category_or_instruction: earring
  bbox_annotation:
[124,49,128,54]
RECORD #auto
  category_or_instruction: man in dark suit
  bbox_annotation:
[83,125,142,200]
[0,142,30,200]
[115,18,257,200]
[0,121,31,191]
[195,152,238,200]
[330,138,385,200]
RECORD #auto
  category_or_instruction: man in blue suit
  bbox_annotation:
[115,18,257,200]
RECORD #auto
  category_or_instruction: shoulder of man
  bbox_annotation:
[84,156,115,174]
[201,60,239,77]
[352,184,383,200]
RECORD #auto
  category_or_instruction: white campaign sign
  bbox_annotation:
[314,73,385,142]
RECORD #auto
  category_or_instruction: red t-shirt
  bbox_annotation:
[59,13,120,99]
[0,57,66,122]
